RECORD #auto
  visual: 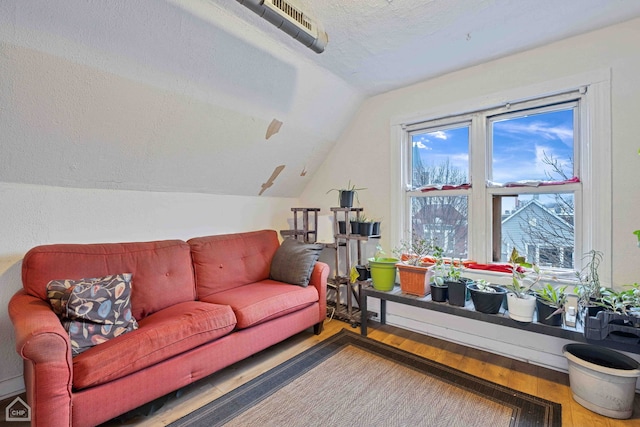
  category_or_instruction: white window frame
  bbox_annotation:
[390,70,612,285]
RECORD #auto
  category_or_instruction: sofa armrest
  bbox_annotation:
[308,261,329,324]
[8,289,73,427]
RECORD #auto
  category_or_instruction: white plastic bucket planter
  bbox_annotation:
[506,293,537,322]
[563,343,640,419]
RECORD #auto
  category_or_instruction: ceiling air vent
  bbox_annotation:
[236,0,328,53]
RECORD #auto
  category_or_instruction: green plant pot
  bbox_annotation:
[368,258,398,291]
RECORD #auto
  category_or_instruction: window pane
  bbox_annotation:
[411,195,468,259]
[498,193,574,268]
[492,108,574,183]
[411,125,469,189]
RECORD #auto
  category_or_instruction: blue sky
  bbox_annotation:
[492,109,574,183]
[412,108,575,184]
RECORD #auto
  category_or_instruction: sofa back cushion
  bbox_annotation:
[188,230,279,299]
[22,240,196,320]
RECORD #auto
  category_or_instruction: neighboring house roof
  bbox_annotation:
[502,199,572,229]
[501,199,574,249]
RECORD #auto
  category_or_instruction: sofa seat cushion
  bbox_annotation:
[201,281,318,329]
[72,301,236,389]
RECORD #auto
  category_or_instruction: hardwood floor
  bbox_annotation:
[111,319,640,426]
[4,319,640,426]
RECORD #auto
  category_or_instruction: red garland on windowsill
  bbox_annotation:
[397,255,523,275]
[419,183,471,192]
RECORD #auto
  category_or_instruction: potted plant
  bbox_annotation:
[368,246,399,292]
[584,283,640,343]
[349,216,360,235]
[393,237,436,297]
[503,248,540,323]
[357,215,373,236]
[326,180,366,208]
[468,279,507,314]
[564,343,640,419]
[574,249,605,319]
[430,246,448,302]
[445,260,469,307]
[598,285,640,316]
[371,218,382,236]
[535,284,567,326]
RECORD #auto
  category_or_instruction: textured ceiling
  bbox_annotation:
[215,0,640,96]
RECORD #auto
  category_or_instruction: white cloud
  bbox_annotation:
[413,141,429,149]
[495,121,573,146]
[432,131,448,140]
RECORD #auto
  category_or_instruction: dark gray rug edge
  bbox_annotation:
[169,329,561,427]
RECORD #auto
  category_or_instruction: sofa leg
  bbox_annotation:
[313,322,324,335]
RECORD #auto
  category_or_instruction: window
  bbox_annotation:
[409,123,469,258]
[489,104,578,268]
[392,72,611,279]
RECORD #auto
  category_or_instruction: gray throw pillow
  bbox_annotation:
[270,238,324,287]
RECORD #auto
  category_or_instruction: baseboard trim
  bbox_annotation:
[0,376,24,401]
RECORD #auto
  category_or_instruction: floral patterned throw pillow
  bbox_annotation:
[47,273,139,356]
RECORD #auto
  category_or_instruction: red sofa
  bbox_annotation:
[8,230,328,427]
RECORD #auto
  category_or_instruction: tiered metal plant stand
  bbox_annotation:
[326,207,379,327]
[280,207,320,243]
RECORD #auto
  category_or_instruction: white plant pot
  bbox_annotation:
[506,293,536,322]
[563,344,640,419]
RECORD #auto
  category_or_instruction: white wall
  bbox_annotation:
[0,183,298,398]
[302,18,640,376]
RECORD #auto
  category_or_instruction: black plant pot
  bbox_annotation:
[536,298,563,326]
[447,279,468,307]
[584,311,640,342]
[359,222,373,236]
[469,284,506,314]
[587,302,605,318]
[372,222,381,236]
[355,265,370,281]
[350,221,360,235]
[579,300,605,325]
[431,284,448,302]
[339,190,354,208]
[338,221,347,235]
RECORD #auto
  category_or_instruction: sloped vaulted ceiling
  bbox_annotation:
[1,0,640,197]
[0,0,362,197]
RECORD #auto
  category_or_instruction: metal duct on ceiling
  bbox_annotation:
[235,0,328,53]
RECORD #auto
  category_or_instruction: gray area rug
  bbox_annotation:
[169,329,561,427]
